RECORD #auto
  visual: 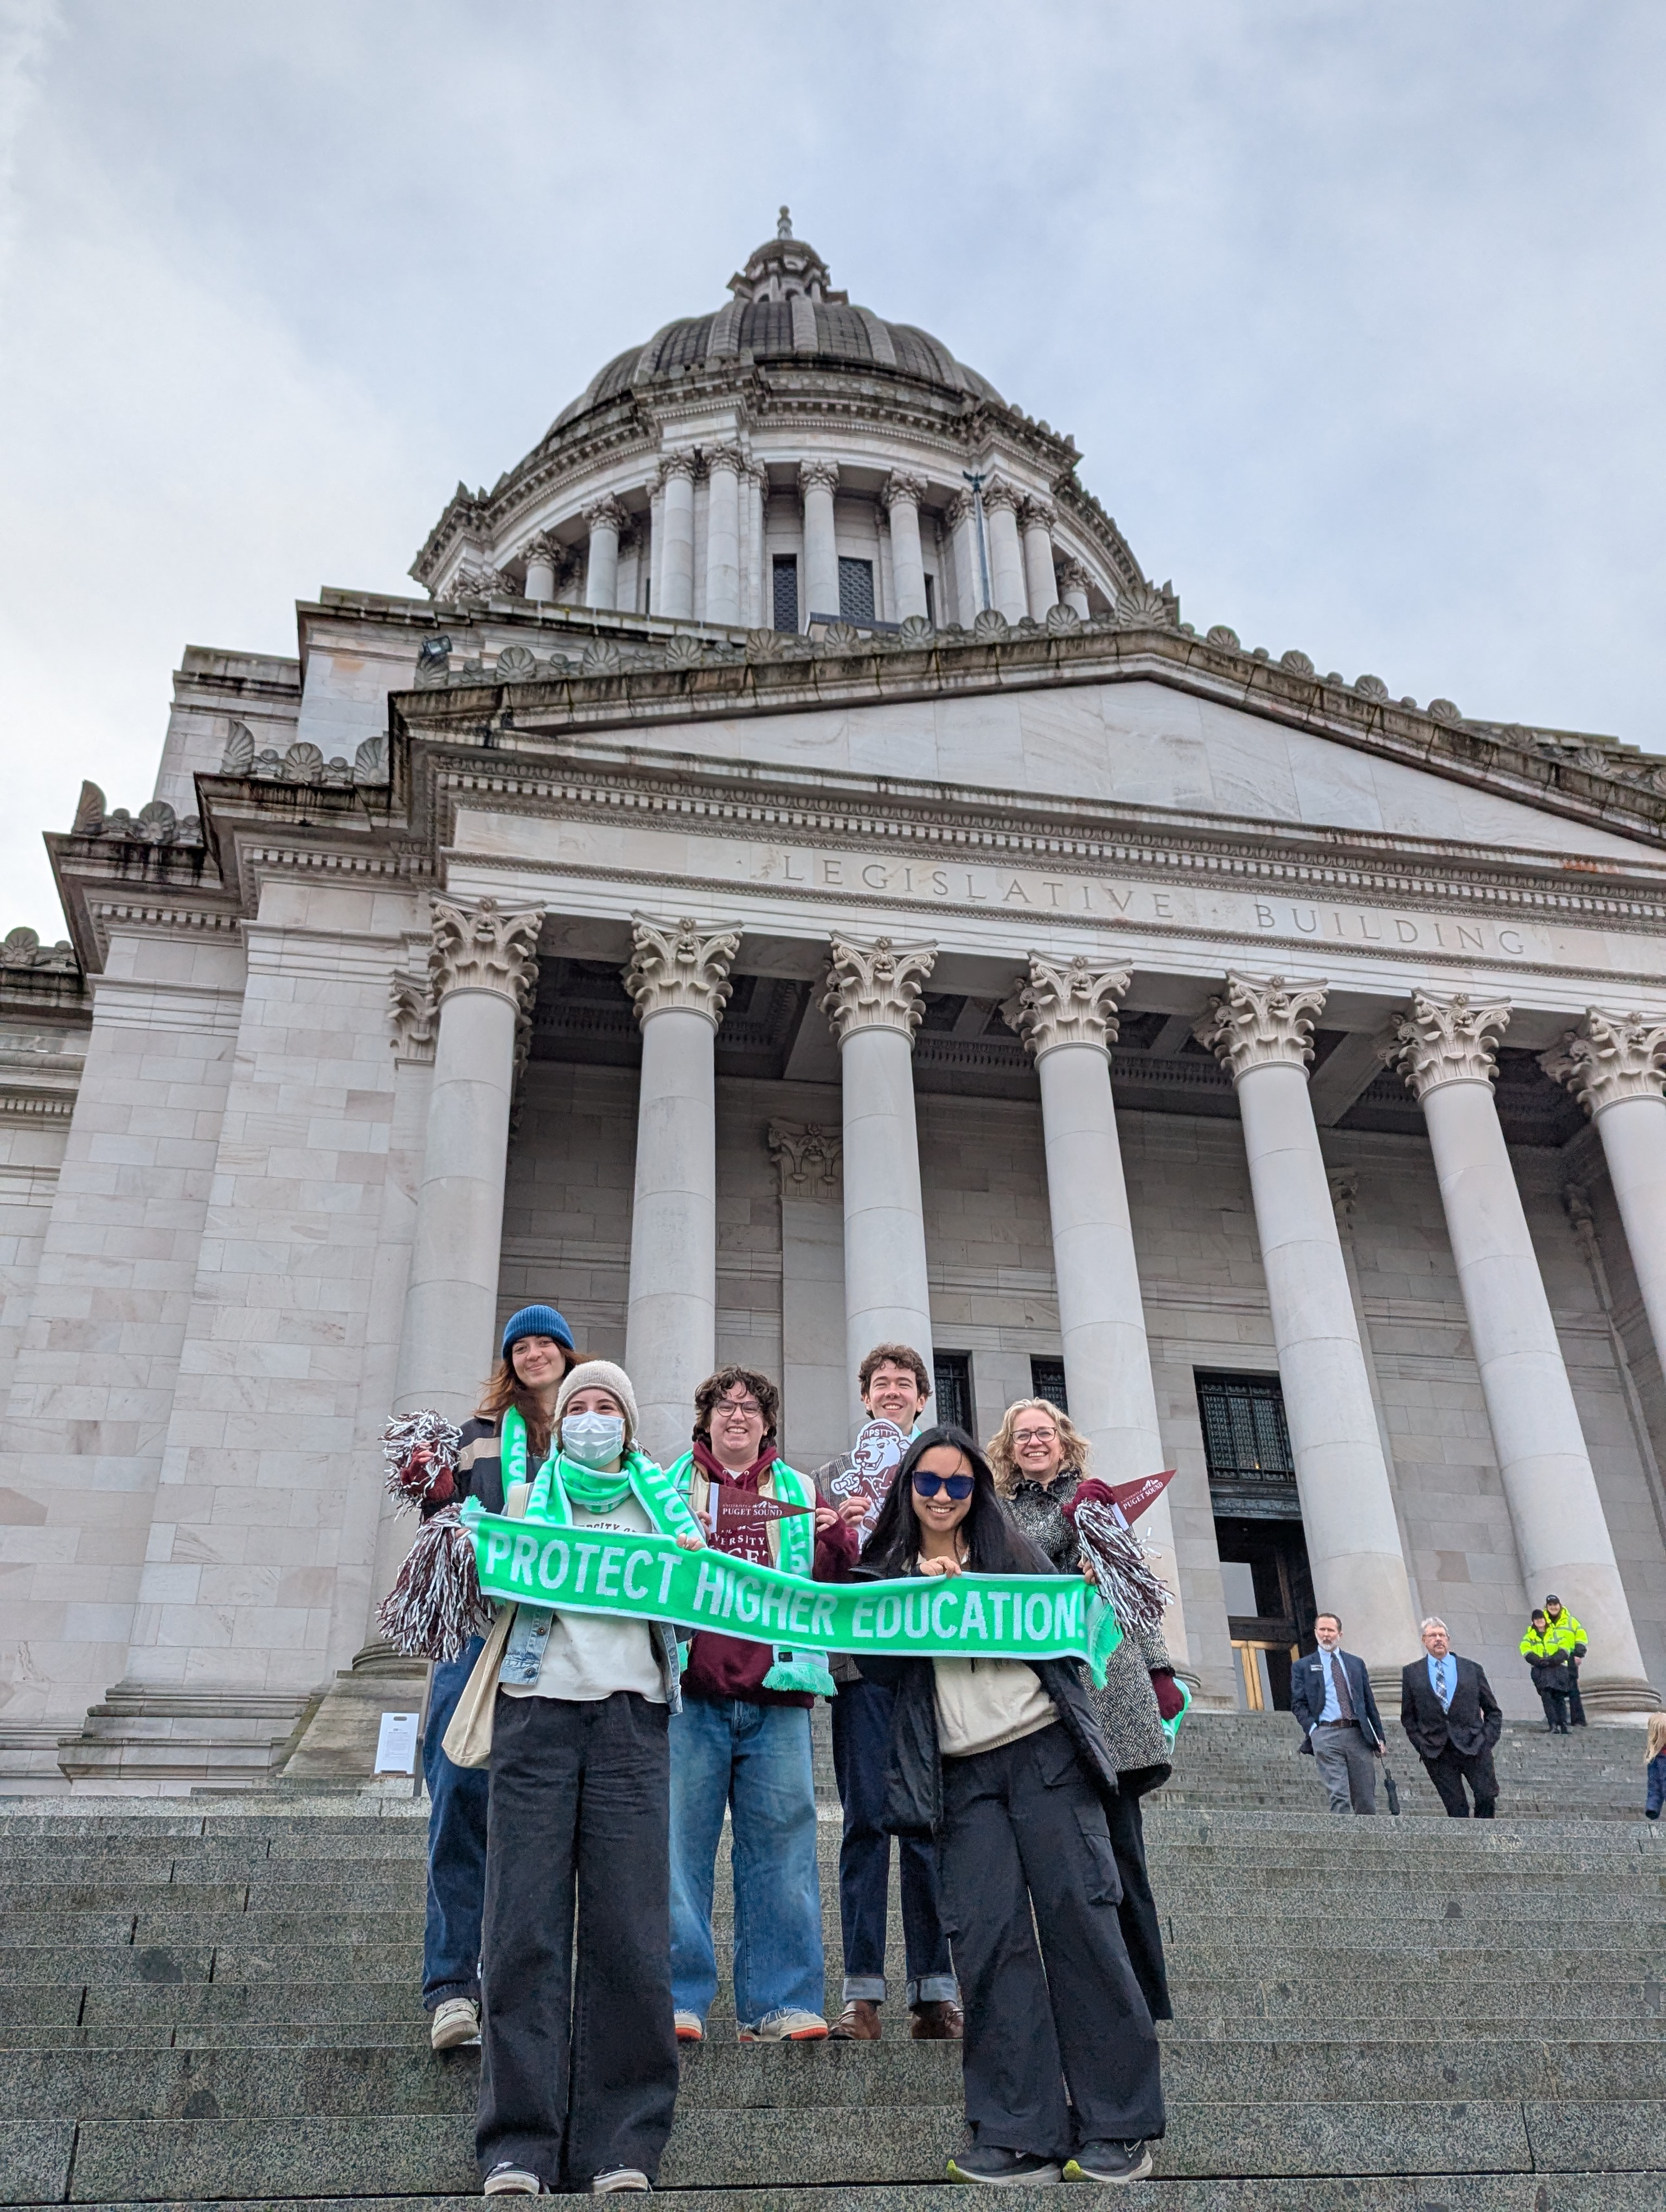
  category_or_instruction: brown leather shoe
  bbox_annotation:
[828,1998,882,2040]
[909,1998,964,2040]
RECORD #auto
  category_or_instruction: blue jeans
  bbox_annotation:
[669,1696,825,2030]
[423,1635,490,2009]
[831,1673,956,2005]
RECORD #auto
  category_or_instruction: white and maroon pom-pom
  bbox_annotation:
[1074,1499,1173,1639]
[382,1408,463,1511]
[375,1505,492,1661]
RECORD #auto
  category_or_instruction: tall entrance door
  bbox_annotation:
[1196,1370,1317,1712]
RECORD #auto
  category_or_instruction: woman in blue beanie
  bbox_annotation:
[423,1305,582,2054]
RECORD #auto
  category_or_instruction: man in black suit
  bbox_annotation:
[1290,1612,1385,1814]
[1400,1616,1503,1818]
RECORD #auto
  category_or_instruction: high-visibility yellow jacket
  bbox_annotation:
[1543,1607,1587,1657]
[1520,1624,1566,1665]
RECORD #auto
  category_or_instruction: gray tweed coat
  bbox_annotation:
[1005,1472,1174,1782]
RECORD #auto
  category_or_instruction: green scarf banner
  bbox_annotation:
[464,1507,1123,1684]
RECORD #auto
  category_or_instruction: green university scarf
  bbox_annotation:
[500,1407,701,1536]
[463,1507,1123,1686]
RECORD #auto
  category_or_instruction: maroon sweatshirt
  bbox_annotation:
[682,1456,857,1708]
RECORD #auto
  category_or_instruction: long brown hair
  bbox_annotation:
[477,1345,579,1463]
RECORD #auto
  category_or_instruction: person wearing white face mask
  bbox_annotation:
[475,1360,706,2200]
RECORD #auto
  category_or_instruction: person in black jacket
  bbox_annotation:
[1400,1616,1503,1818]
[854,1424,1165,2189]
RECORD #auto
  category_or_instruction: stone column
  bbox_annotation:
[621,914,742,1465]
[822,934,937,1405]
[523,532,559,603]
[1392,991,1654,1710]
[882,472,929,622]
[656,454,697,620]
[393,897,542,1418]
[770,1122,849,1468]
[1060,559,1092,621]
[1007,954,1190,1666]
[799,459,841,627]
[744,465,768,629]
[1197,973,1419,1671]
[703,448,744,626]
[583,498,627,610]
[982,479,1028,623]
[1542,1009,1666,1386]
[1020,498,1059,619]
[945,489,985,623]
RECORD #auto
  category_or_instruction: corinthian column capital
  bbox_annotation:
[387,968,437,1062]
[1195,972,1327,1079]
[882,471,926,513]
[1019,496,1056,533]
[1540,1008,1666,1117]
[582,496,629,535]
[768,1120,843,1201]
[429,897,543,1010]
[621,914,742,1027]
[1003,954,1131,1060]
[981,477,1023,515]
[821,933,937,1044]
[657,451,697,487]
[704,444,746,478]
[798,459,841,497]
[1390,989,1510,1100]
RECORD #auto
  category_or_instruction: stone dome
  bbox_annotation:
[551,210,1003,434]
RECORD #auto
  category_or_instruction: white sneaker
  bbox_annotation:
[483,2164,542,2195]
[673,2010,704,2042]
[591,2171,650,2194]
[740,2007,829,2042]
[432,1996,481,2050]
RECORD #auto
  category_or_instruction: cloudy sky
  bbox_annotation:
[1,0,1661,938]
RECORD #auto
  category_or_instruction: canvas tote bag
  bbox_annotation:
[440,1475,530,1770]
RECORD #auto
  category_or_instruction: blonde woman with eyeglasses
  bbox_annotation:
[988,1396,1182,2023]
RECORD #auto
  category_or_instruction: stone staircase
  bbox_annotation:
[1,1711,1662,2209]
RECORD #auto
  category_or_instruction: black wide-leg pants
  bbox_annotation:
[937,1724,1166,2158]
[476,1690,679,2191]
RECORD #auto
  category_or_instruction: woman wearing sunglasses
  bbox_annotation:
[852,1425,1164,2189]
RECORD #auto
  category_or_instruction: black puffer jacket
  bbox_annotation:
[850,1564,1121,1839]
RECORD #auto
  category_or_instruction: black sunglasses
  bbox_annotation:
[913,1468,975,1500]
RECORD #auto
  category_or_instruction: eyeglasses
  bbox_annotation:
[716,1397,763,1417]
[913,1469,975,1500]
[1012,1427,1058,1446]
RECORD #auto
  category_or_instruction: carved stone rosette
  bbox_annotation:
[768,1121,843,1202]
[1388,990,1510,1100]
[881,471,926,513]
[387,969,437,1063]
[798,459,841,497]
[1539,1008,1666,1117]
[621,914,742,1028]
[1195,973,1328,1079]
[821,934,937,1044]
[428,897,543,1013]
[1002,954,1131,1060]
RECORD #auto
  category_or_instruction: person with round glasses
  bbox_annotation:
[851,1425,1165,2188]
[988,1396,1183,2025]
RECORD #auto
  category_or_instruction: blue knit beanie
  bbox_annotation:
[501,1304,575,1358]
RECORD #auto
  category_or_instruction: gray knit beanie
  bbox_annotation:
[554,1360,640,1448]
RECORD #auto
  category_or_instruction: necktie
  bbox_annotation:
[1438,1661,1452,1709]
[1328,1653,1354,1721]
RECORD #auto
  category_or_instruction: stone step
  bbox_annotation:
[7,2035,1666,2120]
[4,2094,1663,2198]
[7,2188,1664,2212]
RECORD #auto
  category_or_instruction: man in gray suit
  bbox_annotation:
[1290,1611,1385,1814]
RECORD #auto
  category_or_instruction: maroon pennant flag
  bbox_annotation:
[711,1487,813,1539]
[1104,1469,1176,1525]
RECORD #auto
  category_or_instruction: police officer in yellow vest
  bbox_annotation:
[1520,1610,1574,1733]
[1542,1596,1588,1727]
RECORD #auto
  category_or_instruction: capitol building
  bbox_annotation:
[5,213,1666,1789]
